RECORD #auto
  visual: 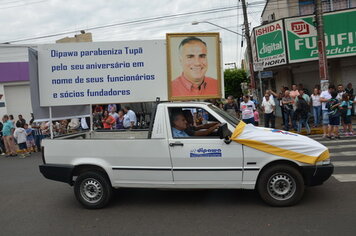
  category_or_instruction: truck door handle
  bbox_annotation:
[169,142,184,147]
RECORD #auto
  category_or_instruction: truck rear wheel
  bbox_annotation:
[74,171,112,209]
[257,164,304,207]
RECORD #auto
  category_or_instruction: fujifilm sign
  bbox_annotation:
[294,32,356,57]
[285,9,356,63]
[254,20,287,68]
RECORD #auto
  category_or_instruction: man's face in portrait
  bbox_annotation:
[180,40,208,85]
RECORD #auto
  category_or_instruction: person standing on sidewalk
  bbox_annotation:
[326,91,341,139]
[345,83,354,115]
[2,115,17,156]
[277,86,287,127]
[320,85,336,138]
[240,95,255,124]
[223,95,239,118]
[290,84,300,130]
[311,88,322,127]
[13,123,30,158]
[295,95,311,135]
[339,93,354,136]
[336,84,345,100]
[16,114,26,128]
[282,90,297,131]
[0,121,5,155]
[261,93,276,128]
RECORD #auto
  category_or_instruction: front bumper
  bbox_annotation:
[39,164,74,185]
[301,164,334,186]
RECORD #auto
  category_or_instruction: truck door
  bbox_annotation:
[167,106,244,185]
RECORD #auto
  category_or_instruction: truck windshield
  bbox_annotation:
[208,104,240,127]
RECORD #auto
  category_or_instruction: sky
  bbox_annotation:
[0,0,265,67]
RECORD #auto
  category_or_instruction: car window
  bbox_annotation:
[168,107,220,139]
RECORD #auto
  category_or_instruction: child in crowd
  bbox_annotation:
[13,123,30,158]
[116,110,125,129]
[24,123,36,152]
[254,110,260,126]
[326,91,341,139]
[340,93,354,136]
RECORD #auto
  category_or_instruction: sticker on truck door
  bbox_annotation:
[190,148,222,157]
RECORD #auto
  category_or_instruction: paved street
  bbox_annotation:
[0,136,355,236]
[312,134,356,182]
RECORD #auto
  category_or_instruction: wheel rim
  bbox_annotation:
[80,178,103,204]
[267,172,296,201]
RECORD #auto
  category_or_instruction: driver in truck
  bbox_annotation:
[171,112,190,138]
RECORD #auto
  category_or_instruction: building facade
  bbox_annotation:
[251,1,356,96]
[0,45,35,122]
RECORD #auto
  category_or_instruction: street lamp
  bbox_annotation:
[192,20,251,98]
[191,21,243,36]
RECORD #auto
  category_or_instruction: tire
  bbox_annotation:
[74,171,112,209]
[257,164,305,207]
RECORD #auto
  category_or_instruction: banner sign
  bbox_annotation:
[285,8,356,63]
[260,71,273,78]
[38,40,167,106]
[254,20,287,68]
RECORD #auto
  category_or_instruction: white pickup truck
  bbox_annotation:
[39,102,333,208]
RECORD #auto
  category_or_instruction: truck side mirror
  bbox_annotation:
[218,123,232,144]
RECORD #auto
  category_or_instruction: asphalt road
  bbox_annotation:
[0,137,355,236]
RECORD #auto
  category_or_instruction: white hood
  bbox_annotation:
[231,122,329,165]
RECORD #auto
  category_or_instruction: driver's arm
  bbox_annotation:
[195,122,219,130]
[193,123,220,136]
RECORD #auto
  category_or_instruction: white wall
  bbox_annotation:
[0,44,36,63]
[0,82,32,123]
[262,0,299,22]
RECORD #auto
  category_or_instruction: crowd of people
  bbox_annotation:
[1,82,354,157]
[92,104,137,130]
[1,114,40,157]
[220,82,355,138]
[276,82,355,138]
[0,104,139,157]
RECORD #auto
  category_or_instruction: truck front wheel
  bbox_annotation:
[74,171,112,209]
[257,164,304,207]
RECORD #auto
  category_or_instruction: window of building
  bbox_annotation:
[299,0,315,15]
[332,0,349,10]
[299,0,350,16]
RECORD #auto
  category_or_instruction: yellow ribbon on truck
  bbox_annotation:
[231,121,329,165]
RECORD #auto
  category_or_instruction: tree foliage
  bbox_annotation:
[224,68,249,99]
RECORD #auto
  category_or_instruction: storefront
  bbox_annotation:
[252,8,356,95]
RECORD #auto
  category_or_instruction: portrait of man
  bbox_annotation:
[167,33,221,100]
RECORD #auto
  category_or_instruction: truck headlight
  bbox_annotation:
[317,159,331,165]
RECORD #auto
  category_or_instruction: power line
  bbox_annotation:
[0,0,48,10]
[1,2,266,43]
[1,5,242,43]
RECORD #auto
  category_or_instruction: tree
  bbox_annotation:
[224,68,249,99]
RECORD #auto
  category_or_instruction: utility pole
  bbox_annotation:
[315,0,329,87]
[241,0,255,94]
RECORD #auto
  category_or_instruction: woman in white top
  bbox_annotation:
[310,88,321,127]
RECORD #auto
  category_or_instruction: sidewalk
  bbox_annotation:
[259,115,356,136]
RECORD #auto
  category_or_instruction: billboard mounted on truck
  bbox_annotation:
[166,33,222,101]
[37,40,168,106]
